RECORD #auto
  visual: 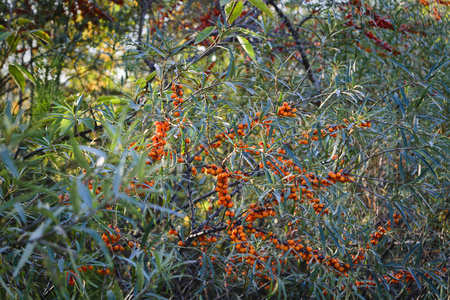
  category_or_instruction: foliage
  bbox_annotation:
[1,0,449,299]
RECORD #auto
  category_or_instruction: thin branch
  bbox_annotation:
[267,0,319,90]
[347,146,429,173]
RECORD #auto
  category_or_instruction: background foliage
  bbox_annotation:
[1,0,449,299]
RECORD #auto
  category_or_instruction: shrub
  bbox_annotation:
[0,0,449,299]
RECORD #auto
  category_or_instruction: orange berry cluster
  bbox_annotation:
[224,221,351,290]
[200,165,234,213]
[296,119,370,145]
[232,170,249,182]
[322,256,351,275]
[191,165,198,176]
[368,214,401,247]
[358,119,372,128]
[58,193,69,206]
[364,30,396,53]
[356,270,415,290]
[124,180,155,196]
[86,180,102,195]
[343,117,372,128]
[77,265,94,273]
[327,170,354,184]
[236,123,248,136]
[234,140,253,153]
[308,198,329,215]
[242,143,261,155]
[355,279,377,288]
[101,225,124,252]
[198,235,219,249]
[355,268,447,292]
[425,268,447,278]
[244,203,276,222]
[168,229,178,236]
[310,126,340,141]
[198,254,218,266]
[214,131,234,142]
[278,102,297,117]
[385,270,414,285]
[128,141,145,151]
[259,156,289,177]
[170,83,184,107]
[255,154,348,215]
[211,124,252,149]
[199,143,211,155]
[270,235,350,276]
[148,121,170,161]
[128,241,153,254]
[97,268,114,276]
[192,155,202,161]
[352,248,366,265]
[227,224,261,259]
[66,271,77,285]
[188,230,219,251]
[369,226,387,247]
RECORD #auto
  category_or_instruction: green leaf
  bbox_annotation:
[237,36,256,62]
[226,48,236,79]
[8,64,26,92]
[0,146,19,177]
[13,242,37,277]
[70,181,81,214]
[97,96,129,105]
[234,27,265,40]
[59,111,74,136]
[225,1,243,25]
[70,135,90,171]
[414,83,432,108]
[13,64,35,84]
[388,59,415,79]
[248,0,274,18]
[113,281,124,300]
[77,177,92,208]
[0,31,11,43]
[425,59,450,80]
[145,71,157,82]
[29,30,52,45]
[6,34,19,52]
[107,290,116,300]
[18,18,33,26]
[194,26,215,45]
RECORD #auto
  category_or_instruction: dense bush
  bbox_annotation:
[1,0,449,299]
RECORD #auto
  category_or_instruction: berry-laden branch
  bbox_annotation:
[3,1,448,298]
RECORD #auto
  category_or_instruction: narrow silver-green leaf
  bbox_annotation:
[225,1,243,25]
[194,26,215,45]
[237,36,256,62]
[9,64,26,92]
[248,0,274,18]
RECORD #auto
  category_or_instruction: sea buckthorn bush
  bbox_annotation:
[0,0,449,299]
